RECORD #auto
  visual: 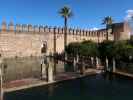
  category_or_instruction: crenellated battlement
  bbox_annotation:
[0,19,119,58]
[0,19,130,58]
[0,20,107,37]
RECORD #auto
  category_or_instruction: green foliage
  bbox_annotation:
[102,16,114,40]
[66,41,99,57]
[66,38,133,62]
[65,42,80,56]
[99,40,114,58]
[112,41,133,61]
[59,6,73,18]
[128,35,133,46]
[79,41,99,57]
[102,16,113,27]
[99,40,133,62]
[130,35,133,40]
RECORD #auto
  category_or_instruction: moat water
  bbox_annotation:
[4,73,133,100]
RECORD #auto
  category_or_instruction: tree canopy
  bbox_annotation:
[66,39,133,62]
[59,6,73,19]
[66,41,99,57]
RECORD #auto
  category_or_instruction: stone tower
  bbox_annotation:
[113,22,131,41]
[9,20,14,32]
[123,21,131,40]
[1,18,7,32]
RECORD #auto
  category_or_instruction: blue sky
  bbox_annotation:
[0,0,133,29]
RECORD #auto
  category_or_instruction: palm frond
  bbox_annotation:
[59,6,73,18]
[102,16,113,25]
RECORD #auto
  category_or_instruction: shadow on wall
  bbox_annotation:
[3,56,42,82]
[2,56,65,83]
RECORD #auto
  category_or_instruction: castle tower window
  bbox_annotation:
[41,42,47,54]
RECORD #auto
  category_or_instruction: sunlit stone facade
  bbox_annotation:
[0,20,131,58]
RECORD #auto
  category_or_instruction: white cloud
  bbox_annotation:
[125,10,133,21]
[90,27,99,31]
[125,10,133,35]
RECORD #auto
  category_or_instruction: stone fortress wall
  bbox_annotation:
[0,20,130,58]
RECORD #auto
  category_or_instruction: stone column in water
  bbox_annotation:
[41,42,48,80]
[96,57,99,69]
[41,54,47,79]
[73,57,76,72]
[76,54,79,72]
[48,57,54,82]
[106,57,109,71]
[76,54,79,63]
[113,58,116,72]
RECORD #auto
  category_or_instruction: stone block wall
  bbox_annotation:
[0,32,51,58]
[0,29,109,58]
[3,57,41,82]
[0,21,115,58]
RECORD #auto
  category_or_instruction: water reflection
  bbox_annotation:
[4,73,133,100]
[64,62,74,72]
[102,72,114,81]
[47,85,55,97]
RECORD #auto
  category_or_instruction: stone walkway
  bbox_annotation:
[115,70,133,78]
[3,68,98,93]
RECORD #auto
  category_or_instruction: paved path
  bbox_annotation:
[3,68,98,93]
[115,70,133,78]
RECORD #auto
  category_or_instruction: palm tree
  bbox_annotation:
[102,16,113,40]
[59,6,73,60]
[102,16,113,72]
